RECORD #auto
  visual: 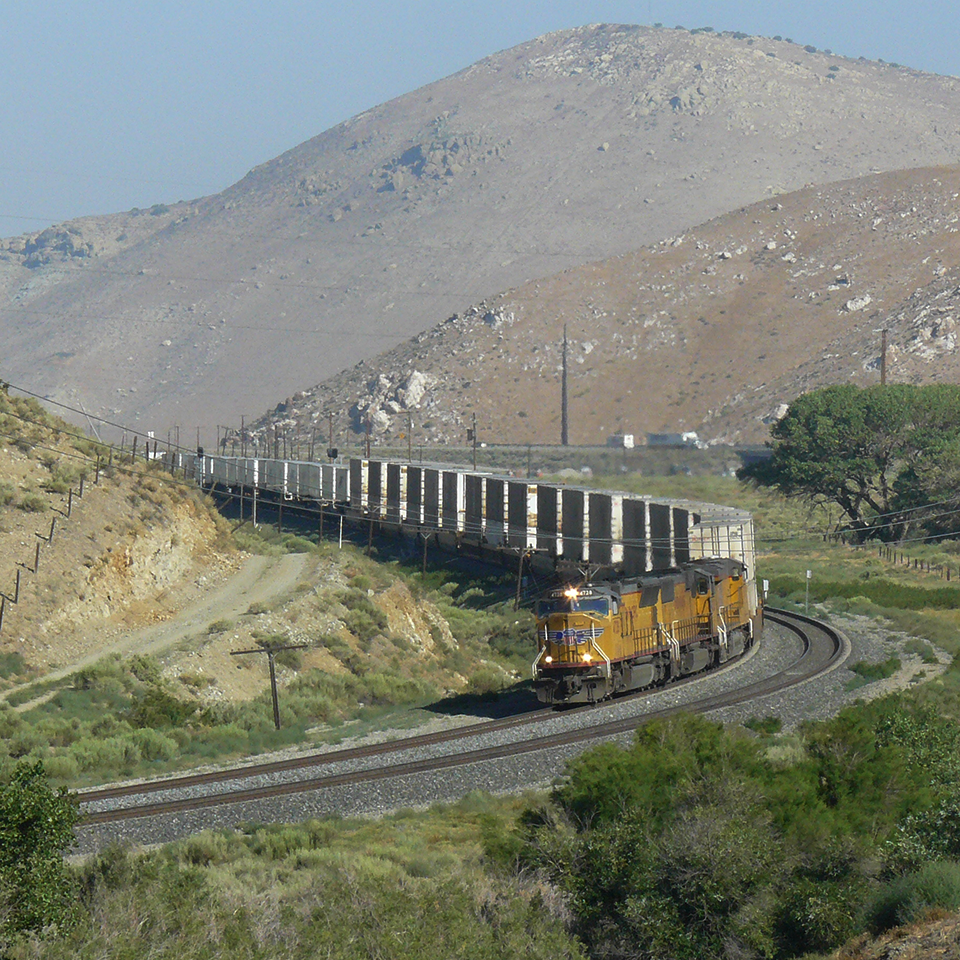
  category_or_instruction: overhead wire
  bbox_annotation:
[8,380,960,552]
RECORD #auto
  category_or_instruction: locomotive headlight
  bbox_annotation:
[544,656,553,664]
[582,653,593,662]
[564,586,579,601]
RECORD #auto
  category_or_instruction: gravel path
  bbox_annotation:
[9,553,310,711]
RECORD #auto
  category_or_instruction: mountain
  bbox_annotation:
[248,165,960,447]
[4,24,960,442]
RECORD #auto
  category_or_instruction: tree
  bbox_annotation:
[0,760,79,942]
[739,384,960,541]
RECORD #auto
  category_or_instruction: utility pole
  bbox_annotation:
[230,644,308,730]
[365,417,371,458]
[880,329,888,386]
[470,413,478,471]
[561,323,569,446]
[328,412,335,458]
[407,413,413,462]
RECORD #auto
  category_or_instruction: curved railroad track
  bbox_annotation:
[77,607,845,840]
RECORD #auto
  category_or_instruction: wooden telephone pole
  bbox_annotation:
[561,324,569,446]
[230,644,309,730]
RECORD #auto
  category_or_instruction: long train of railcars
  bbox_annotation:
[184,453,760,703]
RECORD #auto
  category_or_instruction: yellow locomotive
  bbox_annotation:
[532,558,761,705]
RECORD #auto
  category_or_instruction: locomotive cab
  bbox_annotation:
[532,559,760,706]
[532,584,617,704]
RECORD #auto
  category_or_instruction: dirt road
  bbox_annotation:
[8,552,311,709]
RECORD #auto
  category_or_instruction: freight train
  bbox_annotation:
[183,453,760,703]
[533,557,761,705]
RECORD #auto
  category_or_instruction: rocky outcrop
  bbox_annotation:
[350,370,438,433]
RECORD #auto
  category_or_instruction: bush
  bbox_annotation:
[127,688,196,729]
[0,482,15,507]
[17,493,47,513]
[847,657,901,690]
[132,728,179,762]
[128,655,162,684]
[0,653,28,681]
[0,761,79,942]
[744,716,782,735]
[864,861,960,933]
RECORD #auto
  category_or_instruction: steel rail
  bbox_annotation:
[79,610,786,806]
[81,608,844,826]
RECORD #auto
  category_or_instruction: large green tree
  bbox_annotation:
[0,760,79,943]
[739,384,960,541]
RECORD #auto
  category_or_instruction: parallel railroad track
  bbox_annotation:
[80,607,844,827]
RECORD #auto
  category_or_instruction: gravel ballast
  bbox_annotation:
[74,609,947,853]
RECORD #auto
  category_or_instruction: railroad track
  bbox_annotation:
[78,607,845,836]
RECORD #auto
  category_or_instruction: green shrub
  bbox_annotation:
[17,492,47,513]
[0,652,28,680]
[127,688,196,729]
[847,657,901,690]
[904,638,939,664]
[744,716,782,735]
[128,654,162,684]
[132,727,179,762]
[273,648,302,670]
[863,861,960,933]
[42,753,80,784]
[338,589,388,643]
[41,465,78,494]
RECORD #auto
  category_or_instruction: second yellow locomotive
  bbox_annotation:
[533,558,761,705]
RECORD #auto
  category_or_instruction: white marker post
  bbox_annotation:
[805,569,812,614]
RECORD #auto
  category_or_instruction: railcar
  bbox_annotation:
[532,557,761,705]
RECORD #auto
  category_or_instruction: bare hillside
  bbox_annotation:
[4,24,960,440]
[256,166,960,447]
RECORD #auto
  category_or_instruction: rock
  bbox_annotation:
[843,294,873,312]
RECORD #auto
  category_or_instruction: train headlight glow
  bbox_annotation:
[582,653,592,662]
[544,656,553,664]
[564,586,579,601]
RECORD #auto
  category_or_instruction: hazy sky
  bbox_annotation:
[3,1,956,236]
